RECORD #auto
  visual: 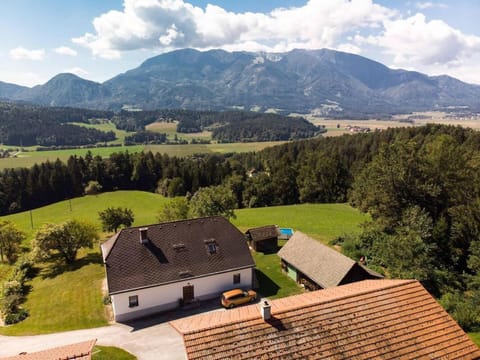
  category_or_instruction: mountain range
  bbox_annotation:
[2,48,480,116]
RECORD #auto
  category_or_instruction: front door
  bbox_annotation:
[183,284,194,303]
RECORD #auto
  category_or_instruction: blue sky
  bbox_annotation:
[1,0,480,86]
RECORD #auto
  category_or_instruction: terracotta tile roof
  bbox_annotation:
[278,231,381,288]
[170,280,480,360]
[1,339,96,360]
[245,225,279,242]
[102,216,255,294]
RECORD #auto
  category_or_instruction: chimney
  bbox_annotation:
[139,227,149,244]
[261,300,271,320]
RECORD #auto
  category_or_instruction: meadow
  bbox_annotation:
[0,191,368,335]
[0,141,283,170]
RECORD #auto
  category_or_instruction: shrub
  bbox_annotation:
[4,308,29,325]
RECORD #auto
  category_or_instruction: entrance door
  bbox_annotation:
[183,284,194,303]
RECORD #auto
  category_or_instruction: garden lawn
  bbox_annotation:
[92,345,137,360]
[0,249,106,336]
[233,203,369,243]
[469,333,480,347]
[252,240,303,299]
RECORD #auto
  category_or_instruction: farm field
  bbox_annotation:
[0,141,284,170]
[307,111,480,137]
[0,191,367,335]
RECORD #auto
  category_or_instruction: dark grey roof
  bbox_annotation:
[278,231,356,288]
[102,216,255,294]
[246,225,279,242]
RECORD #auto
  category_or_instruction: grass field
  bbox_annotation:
[3,191,169,240]
[0,191,367,335]
[0,141,284,170]
[71,121,132,144]
[233,203,368,242]
[93,345,136,360]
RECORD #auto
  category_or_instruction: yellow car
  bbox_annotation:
[221,289,257,308]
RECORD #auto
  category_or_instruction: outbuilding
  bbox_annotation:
[245,225,280,252]
[278,231,382,291]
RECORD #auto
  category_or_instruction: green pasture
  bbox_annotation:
[0,141,284,170]
[0,191,368,335]
[233,203,369,242]
[71,121,132,144]
[1,146,143,170]
[3,191,169,240]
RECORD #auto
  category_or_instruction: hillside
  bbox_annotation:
[3,48,480,115]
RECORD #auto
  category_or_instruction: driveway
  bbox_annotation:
[0,299,226,360]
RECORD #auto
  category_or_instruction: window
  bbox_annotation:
[207,243,217,254]
[233,273,241,284]
[129,295,139,308]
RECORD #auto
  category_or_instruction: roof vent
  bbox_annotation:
[139,227,149,245]
[179,270,193,278]
[173,243,187,252]
[261,300,271,321]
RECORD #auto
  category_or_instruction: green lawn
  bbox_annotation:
[233,203,369,242]
[3,190,169,240]
[469,332,480,347]
[0,249,106,335]
[252,240,303,299]
[92,345,137,360]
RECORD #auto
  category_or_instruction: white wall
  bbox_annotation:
[111,267,253,322]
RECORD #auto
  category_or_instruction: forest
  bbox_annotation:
[0,124,479,329]
[112,109,322,142]
[0,103,115,146]
[0,104,322,146]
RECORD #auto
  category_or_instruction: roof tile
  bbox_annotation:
[1,339,96,360]
[171,280,480,360]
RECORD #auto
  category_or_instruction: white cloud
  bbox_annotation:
[415,2,448,10]
[73,0,394,58]
[54,46,78,56]
[356,13,480,66]
[64,67,89,77]
[336,43,362,54]
[9,46,45,61]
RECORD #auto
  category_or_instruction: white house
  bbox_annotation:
[101,216,255,322]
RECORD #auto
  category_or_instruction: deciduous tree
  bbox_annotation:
[189,185,236,219]
[98,207,134,233]
[0,221,25,264]
[157,198,190,223]
[32,219,98,264]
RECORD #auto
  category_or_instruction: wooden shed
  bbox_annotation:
[278,231,382,291]
[245,225,280,252]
